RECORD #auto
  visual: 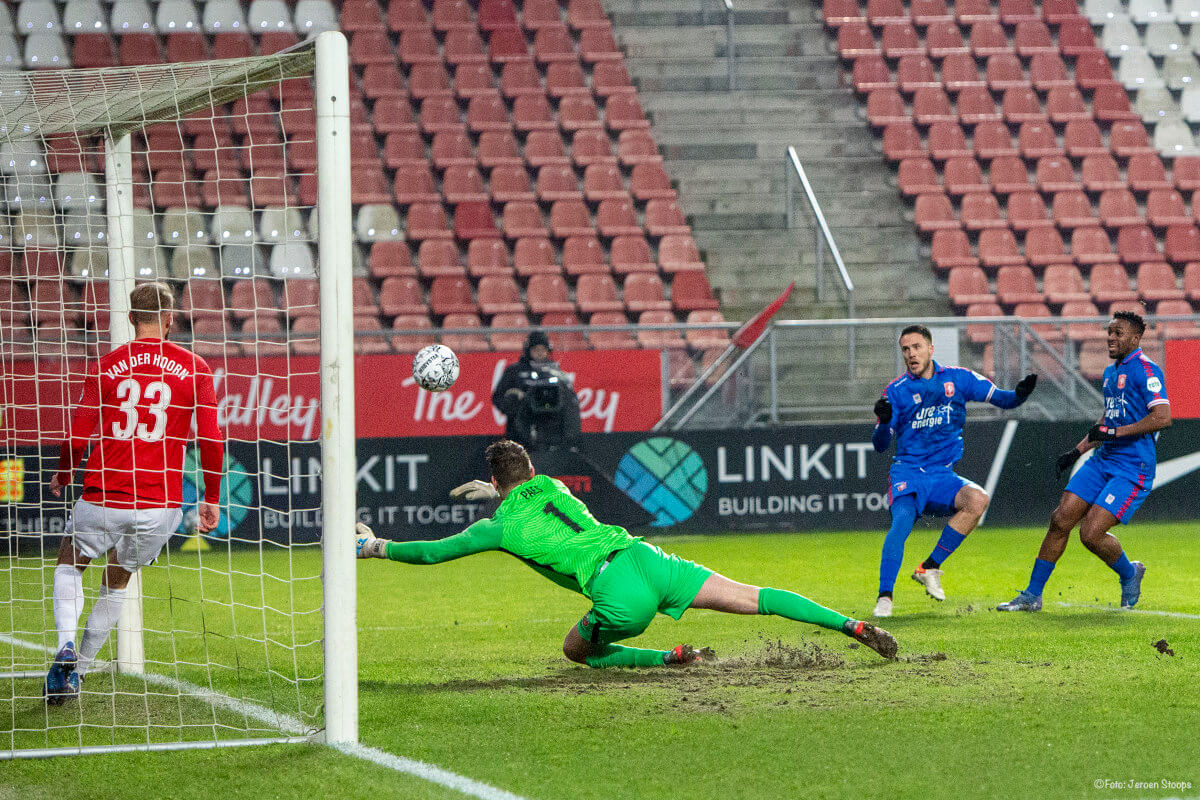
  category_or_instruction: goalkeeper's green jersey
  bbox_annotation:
[383,474,640,597]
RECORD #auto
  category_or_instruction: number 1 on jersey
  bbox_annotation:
[542,501,583,533]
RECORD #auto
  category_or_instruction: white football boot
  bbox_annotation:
[911,566,946,601]
[872,596,893,617]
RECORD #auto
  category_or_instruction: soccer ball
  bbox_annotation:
[412,344,460,392]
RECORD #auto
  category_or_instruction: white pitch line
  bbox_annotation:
[1,633,533,800]
[1056,602,1200,620]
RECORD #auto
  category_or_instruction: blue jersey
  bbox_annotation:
[1096,348,1169,480]
[877,361,1019,468]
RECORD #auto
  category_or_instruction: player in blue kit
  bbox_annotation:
[998,311,1169,612]
[871,324,1037,617]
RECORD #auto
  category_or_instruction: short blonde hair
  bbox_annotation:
[129,282,175,326]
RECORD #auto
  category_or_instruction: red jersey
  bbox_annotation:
[55,338,224,509]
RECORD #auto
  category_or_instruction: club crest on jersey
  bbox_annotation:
[1118,374,1126,389]
[912,393,921,404]
[895,481,907,491]
[944,382,955,397]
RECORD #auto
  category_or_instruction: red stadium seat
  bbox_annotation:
[478,0,519,30]
[658,235,706,272]
[957,86,1002,125]
[1089,263,1138,304]
[398,28,442,66]
[541,312,590,350]
[1026,227,1070,267]
[478,274,526,315]
[1127,154,1173,192]
[897,56,937,94]
[1057,17,1101,56]
[390,315,437,354]
[636,311,687,350]
[593,60,636,97]
[1036,158,1081,193]
[997,265,1043,305]
[610,235,658,274]
[926,21,968,57]
[867,88,907,127]
[490,165,535,203]
[443,166,489,204]
[499,60,543,98]
[973,122,1018,160]
[393,165,440,205]
[927,122,971,160]
[513,94,557,132]
[942,53,984,91]
[454,202,501,239]
[961,192,1006,231]
[573,129,618,167]
[980,229,1027,269]
[417,239,465,278]
[990,157,1032,194]
[1029,53,1072,91]
[1165,225,1200,264]
[525,130,569,167]
[1007,191,1052,231]
[538,164,583,201]
[1002,88,1048,125]
[467,92,513,133]
[1043,264,1090,305]
[454,64,495,99]
[1155,299,1200,338]
[1147,190,1190,228]
[583,164,628,202]
[1052,191,1096,229]
[441,313,491,352]
[1137,262,1185,302]
[1185,262,1200,301]
[1175,157,1200,191]
[1109,121,1156,157]
[431,131,476,169]
[430,276,478,316]
[1018,122,1063,159]
[644,200,690,236]
[380,276,428,318]
[596,198,642,237]
[562,236,608,274]
[1098,189,1142,228]
[825,0,867,25]
[514,238,560,276]
[527,274,576,313]
[970,21,1009,58]
[837,22,879,57]
[914,193,957,232]
[931,228,979,270]
[550,200,594,238]
[534,24,577,63]
[1064,121,1107,158]
[986,54,1028,91]
[1093,85,1140,122]
[882,23,924,58]
[589,311,638,350]
[503,201,548,239]
[965,302,1004,344]
[546,61,588,97]
[466,238,512,277]
[912,0,952,24]
[409,63,453,100]
[1071,227,1119,265]
[370,241,416,278]
[524,0,563,30]
[944,158,988,195]
[1117,225,1161,265]
[1047,87,1089,124]
[407,203,454,240]
[478,131,522,168]
[576,273,624,313]
[898,158,941,196]
[604,94,650,131]
[948,266,994,306]
[489,27,532,63]
[1081,155,1125,193]
[432,0,473,31]
[868,0,907,25]
[446,29,489,64]
[883,123,925,161]
[388,0,431,32]
[1014,20,1056,56]
[490,312,534,351]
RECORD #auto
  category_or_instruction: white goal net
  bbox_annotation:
[0,32,356,757]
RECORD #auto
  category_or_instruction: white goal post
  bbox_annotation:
[0,31,355,756]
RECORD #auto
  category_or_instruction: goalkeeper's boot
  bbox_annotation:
[664,644,715,665]
[844,620,898,659]
[1120,561,1146,609]
[996,591,1042,612]
[911,566,946,601]
[872,596,893,618]
[44,641,78,706]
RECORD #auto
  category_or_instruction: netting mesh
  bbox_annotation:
[0,45,332,754]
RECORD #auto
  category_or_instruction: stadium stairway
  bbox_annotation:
[605,0,948,414]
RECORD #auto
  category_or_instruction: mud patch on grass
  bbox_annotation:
[718,638,846,671]
[1153,638,1175,656]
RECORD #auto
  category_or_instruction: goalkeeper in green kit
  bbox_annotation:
[356,440,898,666]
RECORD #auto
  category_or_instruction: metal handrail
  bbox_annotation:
[723,0,735,91]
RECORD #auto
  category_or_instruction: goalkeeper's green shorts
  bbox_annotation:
[576,542,713,646]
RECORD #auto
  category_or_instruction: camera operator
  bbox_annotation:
[492,331,581,451]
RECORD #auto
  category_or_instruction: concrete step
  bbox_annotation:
[680,193,907,225]
[610,9,809,26]
[619,24,829,55]
[605,0,802,12]
[646,103,859,127]
[638,90,843,112]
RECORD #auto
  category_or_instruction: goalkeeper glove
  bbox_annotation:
[1055,449,1081,479]
[449,479,499,501]
[1088,423,1119,443]
[355,522,390,559]
[873,397,892,425]
[1015,373,1038,400]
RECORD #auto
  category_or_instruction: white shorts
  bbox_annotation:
[66,500,182,571]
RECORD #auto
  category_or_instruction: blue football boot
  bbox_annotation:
[1120,561,1146,609]
[44,641,79,706]
[996,591,1043,612]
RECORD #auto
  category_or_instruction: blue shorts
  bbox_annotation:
[888,465,978,517]
[1065,455,1151,524]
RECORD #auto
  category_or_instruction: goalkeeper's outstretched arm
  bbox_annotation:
[356,519,504,564]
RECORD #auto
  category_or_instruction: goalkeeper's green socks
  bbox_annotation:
[584,643,671,668]
[757,587,851,632]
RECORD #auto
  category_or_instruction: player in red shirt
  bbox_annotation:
[44,282,225,704]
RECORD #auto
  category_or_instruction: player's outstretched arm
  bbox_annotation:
[356,519,504,564]
[449,480,499,501]
[1088,403,1172,442]
[986,373,1037,409]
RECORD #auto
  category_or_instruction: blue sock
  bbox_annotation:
[1025,558,1056,597]
[927,525,967,567]
[879,496,918,596]
[1109,552,1136,582]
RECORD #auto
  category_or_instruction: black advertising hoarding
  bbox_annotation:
[5,422,1200,547]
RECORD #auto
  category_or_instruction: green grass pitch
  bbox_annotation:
[5,522,1200,799]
